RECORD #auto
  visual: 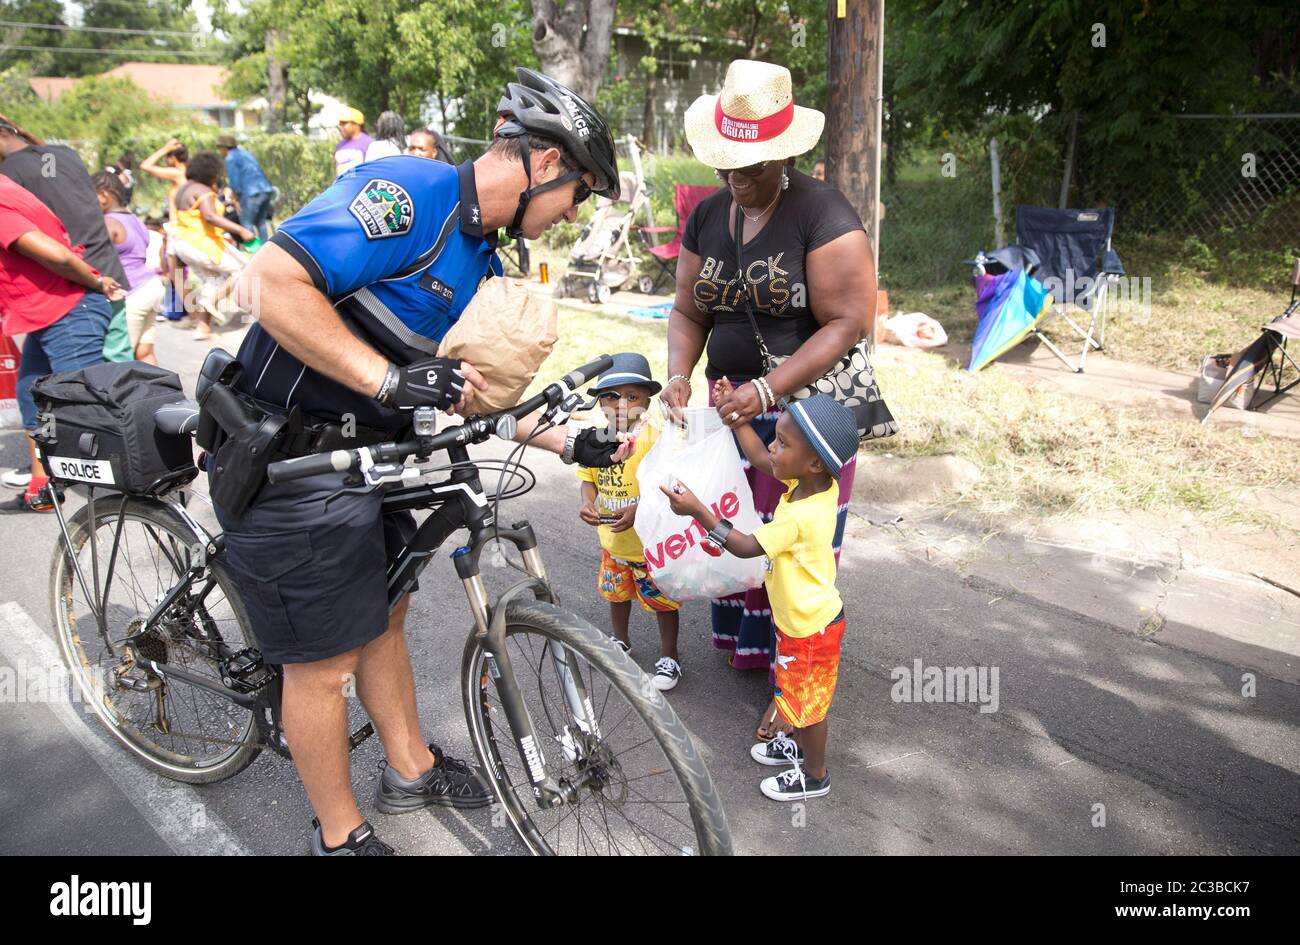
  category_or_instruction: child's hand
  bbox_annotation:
[611,419,644,463]
[579,500,601,526]
[712,376,735,403]
[659,480,703,517]
[607,503,637,533]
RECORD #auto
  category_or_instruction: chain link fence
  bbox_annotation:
[879,114,1300,292]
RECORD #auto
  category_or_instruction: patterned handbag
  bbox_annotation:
[732,204,897,441]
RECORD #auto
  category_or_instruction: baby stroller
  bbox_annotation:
[557,169,657,304]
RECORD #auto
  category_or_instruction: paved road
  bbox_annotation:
[2,320,1297,855]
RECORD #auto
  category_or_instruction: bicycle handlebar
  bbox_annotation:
[266,355,613,485]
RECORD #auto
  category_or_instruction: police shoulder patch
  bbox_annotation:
[349,178,415,239]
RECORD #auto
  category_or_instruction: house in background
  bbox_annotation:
[30,62,262,130]
[610,28,737,154]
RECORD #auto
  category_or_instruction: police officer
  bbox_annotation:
[223,69,621,855]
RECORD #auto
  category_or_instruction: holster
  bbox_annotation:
[199,379,295,517]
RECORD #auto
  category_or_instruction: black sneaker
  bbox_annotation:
[750,732,804,766]
[760,766,830,802]
[0,484,63,514]
[376,742,492,813]
[310,818,395,856]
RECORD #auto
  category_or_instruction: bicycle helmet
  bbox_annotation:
[495,68,619,236]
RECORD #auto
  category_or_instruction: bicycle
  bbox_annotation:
[45,356,733,856]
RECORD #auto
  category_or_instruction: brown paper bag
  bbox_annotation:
[436,276,558,412]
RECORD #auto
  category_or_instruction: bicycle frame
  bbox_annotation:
[381,442,604,808]
[53,442,605,811]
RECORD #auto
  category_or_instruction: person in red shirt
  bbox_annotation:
[0,173,122,513]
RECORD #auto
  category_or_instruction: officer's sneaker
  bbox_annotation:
[375,742,492,813]
[2,468,31,489]
[310,818,394,856]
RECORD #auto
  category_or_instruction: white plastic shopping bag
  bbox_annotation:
[634,405,765,600]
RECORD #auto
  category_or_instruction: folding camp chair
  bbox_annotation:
[635,184,719,292]
[1201,259,1300,422]
[1011,206,1125,372]
[1246,257,1300,410]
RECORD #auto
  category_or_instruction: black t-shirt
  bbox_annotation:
[0,145,129,289]
[681,169,863,382]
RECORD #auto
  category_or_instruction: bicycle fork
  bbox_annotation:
[454,524,602,809]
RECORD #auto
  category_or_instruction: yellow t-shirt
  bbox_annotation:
[754,479,843,637]
[576,416,661,562]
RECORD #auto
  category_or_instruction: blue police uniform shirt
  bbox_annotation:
[236,156,503,432]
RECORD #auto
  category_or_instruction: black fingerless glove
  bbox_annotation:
[569,427,621,467]
[377,357,465,411]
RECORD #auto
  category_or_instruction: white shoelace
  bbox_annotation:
[654,657,679,677]
[771,733,806,795]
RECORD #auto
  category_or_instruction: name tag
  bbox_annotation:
[49,456,115,485]
[420,272,455,303]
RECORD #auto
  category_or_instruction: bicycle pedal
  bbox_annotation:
[348,722,375,750]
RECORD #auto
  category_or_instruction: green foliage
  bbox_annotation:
[238,132,335,217]
[219,0,534,136]
[887,0,1300,203]
[1,0,209,77]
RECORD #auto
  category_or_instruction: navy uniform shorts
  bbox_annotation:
[213,472,417,664]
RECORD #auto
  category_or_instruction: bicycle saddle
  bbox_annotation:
[155,399,201,436]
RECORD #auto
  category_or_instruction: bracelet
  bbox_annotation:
[706,518,734,548]
[667,374,689,387]
[375,362,400,406]
[749,379,771,411]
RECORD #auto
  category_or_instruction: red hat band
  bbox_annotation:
[714,98,794,142]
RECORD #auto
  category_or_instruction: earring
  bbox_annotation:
[781,169,789,190]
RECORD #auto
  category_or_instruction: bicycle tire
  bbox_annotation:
[49,494,263,785]
[462,597,732,856]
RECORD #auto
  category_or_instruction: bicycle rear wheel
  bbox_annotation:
[462,598,732,855]
[50,493,263,784]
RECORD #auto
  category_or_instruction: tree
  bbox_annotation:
[529,0,616,102]
[885,0,1300,197]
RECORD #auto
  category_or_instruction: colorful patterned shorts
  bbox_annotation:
[598,550,680,613]
[773,612,847,729]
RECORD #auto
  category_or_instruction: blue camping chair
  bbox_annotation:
[971,207,1126,373]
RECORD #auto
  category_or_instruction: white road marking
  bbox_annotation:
[0,601,248,856]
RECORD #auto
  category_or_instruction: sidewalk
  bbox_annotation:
[942,336,1300,440]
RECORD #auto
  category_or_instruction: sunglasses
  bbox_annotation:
[716,161,771,181]
[559,162,593,206]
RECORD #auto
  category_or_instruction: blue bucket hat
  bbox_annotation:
[588,352,662,395]
[785,394,858,479]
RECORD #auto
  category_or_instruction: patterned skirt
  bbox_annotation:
[708,396,856,679]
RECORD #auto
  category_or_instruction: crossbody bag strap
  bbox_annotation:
[734,202,777,373]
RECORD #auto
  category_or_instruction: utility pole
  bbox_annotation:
[826,0,884,272]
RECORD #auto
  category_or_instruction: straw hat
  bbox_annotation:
[684,60,824,169]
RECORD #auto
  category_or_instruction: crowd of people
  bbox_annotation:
[0,107,454,510]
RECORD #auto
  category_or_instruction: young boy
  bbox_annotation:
[661,382,858,801]
[577,353,684,690]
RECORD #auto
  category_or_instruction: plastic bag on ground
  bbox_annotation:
[881,312,948,348]
[634,405,765,601]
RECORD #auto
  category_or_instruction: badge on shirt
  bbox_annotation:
[420,272,454,303]
[349,179,414,239]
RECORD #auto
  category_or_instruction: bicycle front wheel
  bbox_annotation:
[462,598,732,856]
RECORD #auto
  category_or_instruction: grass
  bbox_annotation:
[532,306,1300,531]
[890,255,1298,377]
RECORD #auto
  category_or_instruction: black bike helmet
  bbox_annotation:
[496,68,619,236]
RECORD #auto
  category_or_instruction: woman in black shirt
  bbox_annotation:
[663,60,877,737]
